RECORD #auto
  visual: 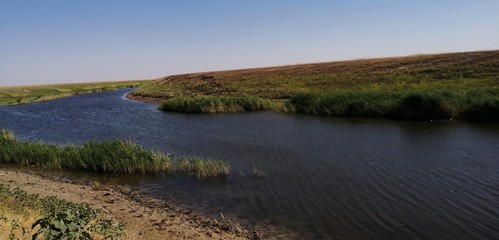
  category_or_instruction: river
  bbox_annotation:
[1,88,498,239]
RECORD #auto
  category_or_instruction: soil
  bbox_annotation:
[0,169,260,240]
[126,92,163,103]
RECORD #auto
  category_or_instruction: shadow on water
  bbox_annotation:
[1,88,498,239]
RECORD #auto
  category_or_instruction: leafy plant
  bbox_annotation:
[0,184,124,240]
[32,210,93,240]
[159,96,273,113]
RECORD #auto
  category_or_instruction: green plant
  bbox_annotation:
[0,184,124,240]
[177,157,231,178]
[287,88,499,121]
[159,96,274,113]
[32,209,94,240]
[0,130,231,178]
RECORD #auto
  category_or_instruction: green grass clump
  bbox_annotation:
[287,88,499,121]
[177,157,231,179]
[0,132,172,174]
[0,130,230,178]
[0,184,124,239]
[459,92,499,122]
[159,96,274,113]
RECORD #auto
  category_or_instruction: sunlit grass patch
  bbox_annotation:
[177,157,231,179]
[159,96,274,113]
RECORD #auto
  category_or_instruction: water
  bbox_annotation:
[1,88,498,239]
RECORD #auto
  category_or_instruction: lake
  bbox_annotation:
[1,88,498,239]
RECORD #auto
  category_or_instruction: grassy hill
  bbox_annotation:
[132,51,497,99]
[131,50,498,121]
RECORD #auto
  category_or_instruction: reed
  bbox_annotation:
[287,88,499,121]
[159,96,273,113]
[0,130,230,178]
[177,157,231,179]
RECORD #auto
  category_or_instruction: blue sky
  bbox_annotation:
[1,0,498,86]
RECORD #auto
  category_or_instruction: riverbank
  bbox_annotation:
[0,80,150,106]
[129,50,499,121]
[0,169,255,239]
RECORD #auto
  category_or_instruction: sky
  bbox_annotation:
[1,0,498,86]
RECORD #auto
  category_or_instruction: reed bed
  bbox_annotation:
[159,96,273,113]
[287,88,499,121]
[177,157,231,179]
[0,130,230,178]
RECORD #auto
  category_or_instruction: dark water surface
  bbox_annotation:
[1,89,498,239]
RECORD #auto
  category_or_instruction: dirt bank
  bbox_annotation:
[126,92,163,103]
[0,169,259,240]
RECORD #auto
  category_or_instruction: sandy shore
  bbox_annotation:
[0,169,258,240]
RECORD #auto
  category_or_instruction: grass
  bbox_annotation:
[0,184,124,239]
[177,157,231,179]
[0,80,150,106]
[159,96,274,113]
[131,50,499,121]
[0,129,230,178]
[287,88,499,121]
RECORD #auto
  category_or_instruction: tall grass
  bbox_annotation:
[287,88,499,121]
[0,130,230,178]
[177,157,230,179]
[159,96,273,113]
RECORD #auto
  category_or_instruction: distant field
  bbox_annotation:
[0,80,149,105]
[131,50,498,121]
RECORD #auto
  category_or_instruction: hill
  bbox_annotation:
[131,50,498,100]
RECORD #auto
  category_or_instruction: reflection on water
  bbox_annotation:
[1,89,498,239]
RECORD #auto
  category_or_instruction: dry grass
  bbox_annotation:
[0,202,42,240]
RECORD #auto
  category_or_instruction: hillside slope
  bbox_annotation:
[131,51,498,100]
[130,50,498,121]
